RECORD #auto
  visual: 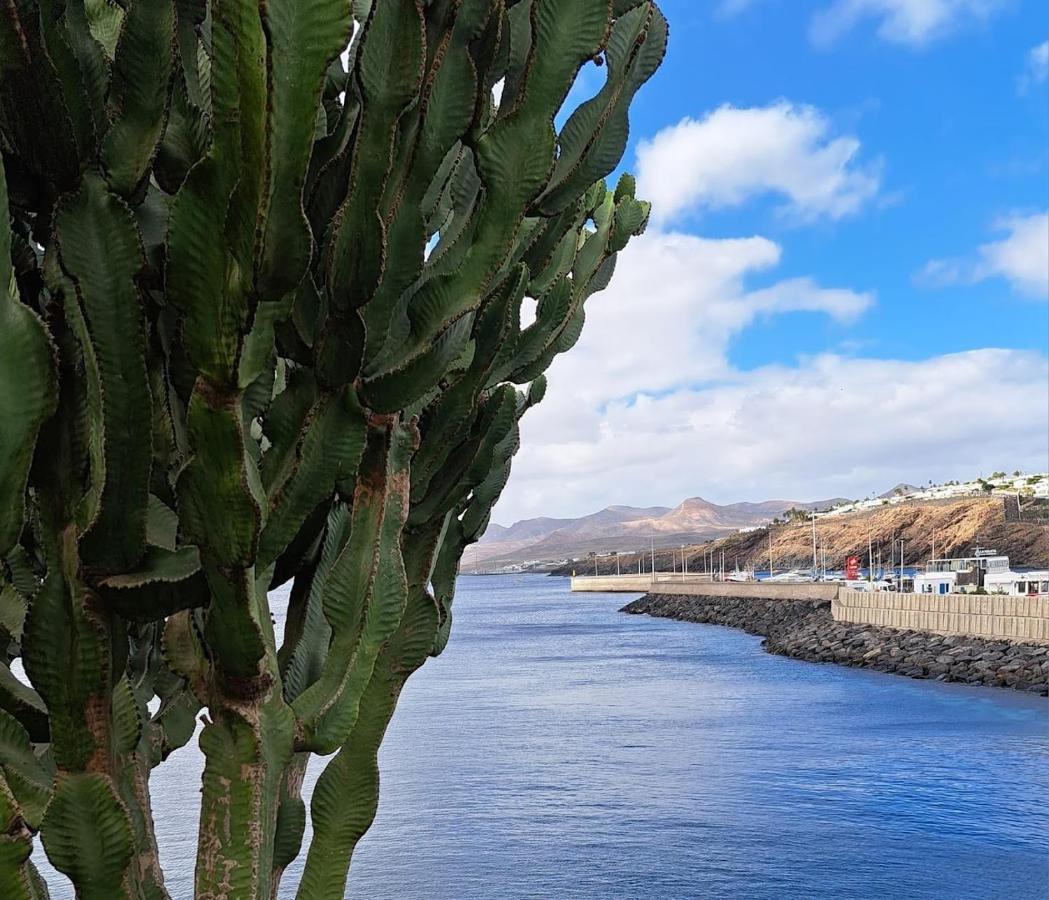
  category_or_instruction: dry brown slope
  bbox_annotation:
[554,497,1049,575]
[745,497,1049,569]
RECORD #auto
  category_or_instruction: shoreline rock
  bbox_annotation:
[622,593,1049,696]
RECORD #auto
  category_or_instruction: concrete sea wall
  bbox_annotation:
[622,594,1049,695]
[570,574,654,592]
[834,590,1049,643]
[570,574,840,601]
[571,575,1049,645]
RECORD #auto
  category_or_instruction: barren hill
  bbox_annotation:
[621,497,842,535]
[462,496,842,571]
[552,497,1049,576]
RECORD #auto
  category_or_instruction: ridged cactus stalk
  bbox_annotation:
[0,0,666,896]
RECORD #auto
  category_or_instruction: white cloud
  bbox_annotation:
[486,81,1045,527]
[496,347,1049,523]
[489,228,883,522]
[714,0,760,17]
[977,214,1049,297]
[919,212,1049,299]
[916,257,966,288]
[810,0,1008,48]
[636,103,881,226]
[1019,40,1049,93]
[530,230,872,416]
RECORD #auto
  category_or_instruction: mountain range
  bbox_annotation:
[463,496,844,571]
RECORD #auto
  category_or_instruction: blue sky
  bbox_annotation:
[494,0,1049,524]
[647,0,1048,367]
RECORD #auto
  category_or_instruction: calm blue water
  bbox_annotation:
[43,575,1049,898]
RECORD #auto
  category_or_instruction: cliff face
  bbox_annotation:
[552,497,1049,575]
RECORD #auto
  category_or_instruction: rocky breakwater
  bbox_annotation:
[622,594,1049,695]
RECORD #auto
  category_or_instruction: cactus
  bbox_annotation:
[0,0,666,896]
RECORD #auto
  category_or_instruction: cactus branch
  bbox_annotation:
[0,0,664,894]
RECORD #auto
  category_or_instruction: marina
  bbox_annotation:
[914,550,1049,596]
[580,540,1049,598]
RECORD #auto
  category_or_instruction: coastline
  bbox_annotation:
[622,593,1049,695]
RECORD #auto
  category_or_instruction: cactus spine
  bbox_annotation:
[0,0,667,896]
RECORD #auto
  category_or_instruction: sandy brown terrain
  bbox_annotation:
[551,497,1049,575]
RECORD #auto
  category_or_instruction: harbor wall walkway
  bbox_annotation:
[834,590,1049,643]
[569,574,840,600]
[570,575,1049,644]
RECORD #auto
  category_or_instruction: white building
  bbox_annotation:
[913,552,1009,595]
[913,551,1048,596]
[984,570,1049,596]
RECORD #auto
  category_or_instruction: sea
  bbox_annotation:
[40,574,1049,899]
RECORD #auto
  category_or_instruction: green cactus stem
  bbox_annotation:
[0,0,666,895]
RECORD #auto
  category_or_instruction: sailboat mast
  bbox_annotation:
[811,511,817,580]
[868,525,873,584]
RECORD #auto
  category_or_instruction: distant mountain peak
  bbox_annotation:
[465,495,852,571]
[879,483,919,499]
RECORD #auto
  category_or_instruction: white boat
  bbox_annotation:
[838,579,893,592]
[764,570,815,583]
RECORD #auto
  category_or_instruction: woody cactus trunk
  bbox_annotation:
[0,0,666,896]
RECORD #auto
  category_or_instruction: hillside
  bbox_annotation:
[619,497,845,534]
[477,505,672,545]
[550,497,1049,576]
[461,496,843,572]
[465,505,671,569]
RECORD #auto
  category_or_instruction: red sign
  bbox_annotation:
[846,556,860,580]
